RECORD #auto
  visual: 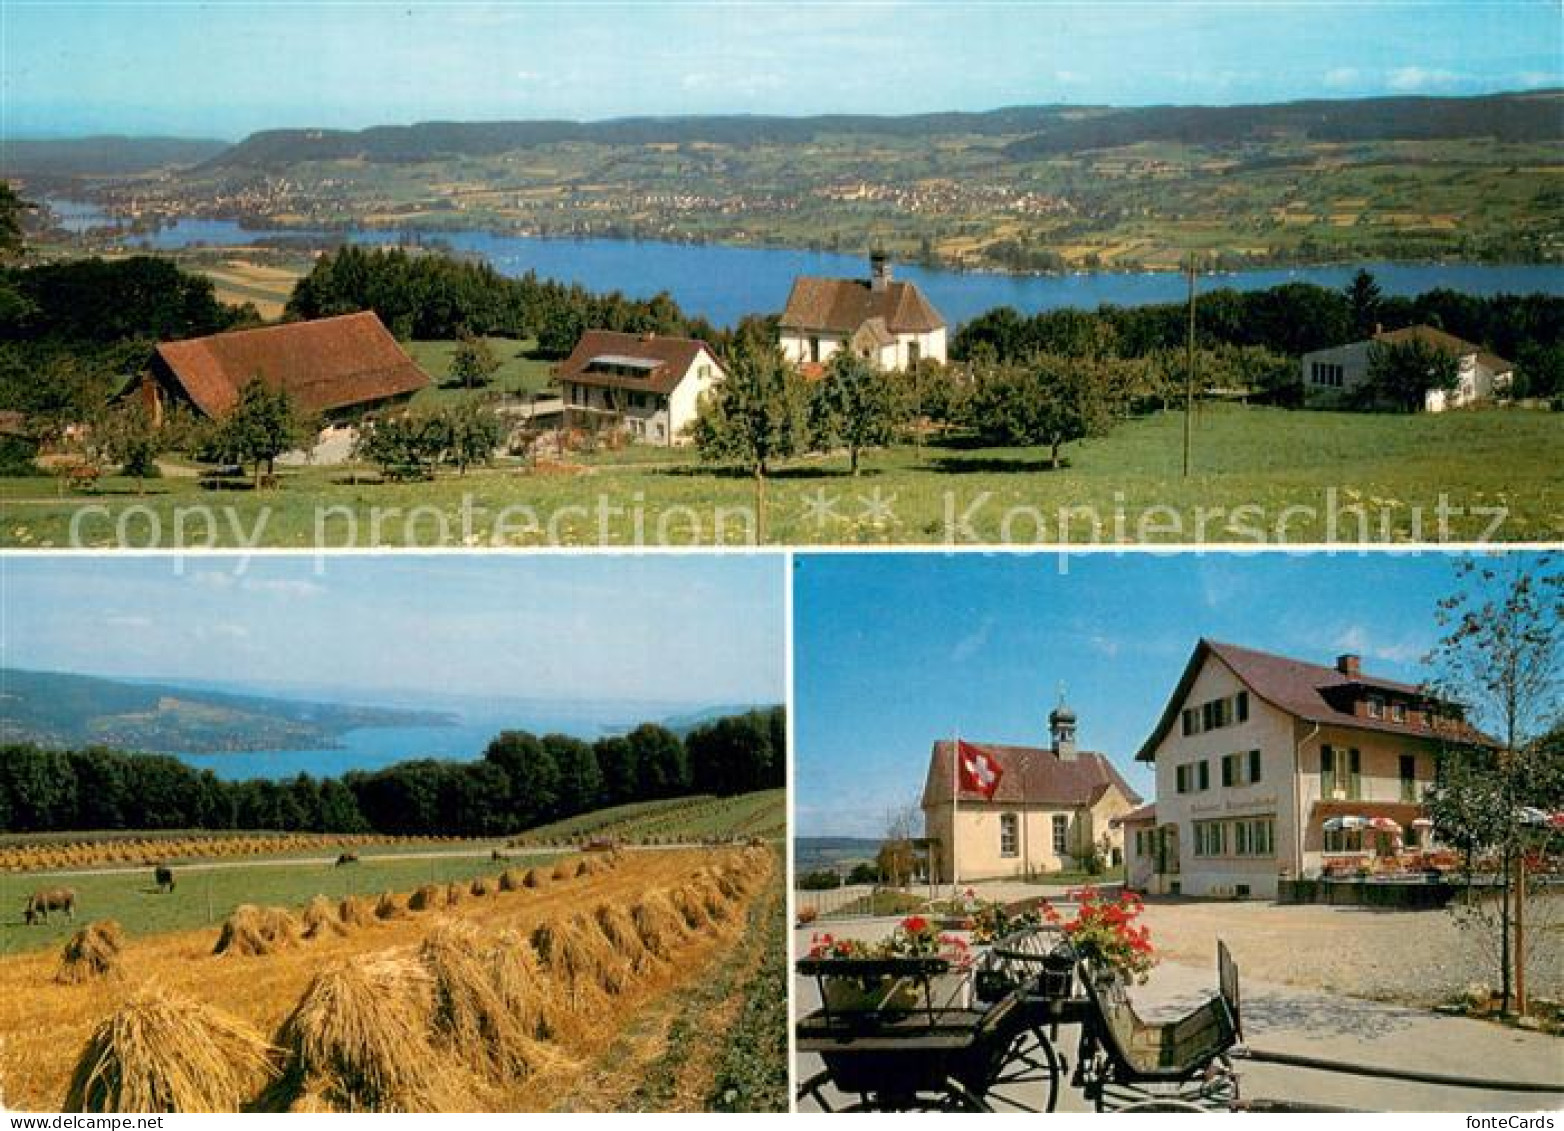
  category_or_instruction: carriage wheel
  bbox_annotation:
[980,1025,1064,1113]
[796,1070,988,1113]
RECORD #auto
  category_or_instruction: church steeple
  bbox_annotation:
[1049,684,1077,761]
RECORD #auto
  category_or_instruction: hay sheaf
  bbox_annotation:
[302,897,347,940]
[338,896,375,929]
[497,868,526,893]
[521,867,550,890]
[374,892,407,921]
[407,885,443,912]
[419,922,565,1083]
[274,955,443,1112]
[214,906,300,957]
[529,916,628,1009]
[469,876,493,897]
[57,921,126,984]
[670,886,711,931]
[630,891,687,959]
[489,929,569,1042]
[550,859,576,882]
[592,903,654,972]
[691,876,735,922]
[443,882,465,907]
[66,985,277,1112]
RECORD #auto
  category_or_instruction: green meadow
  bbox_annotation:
[4,405,1559,547]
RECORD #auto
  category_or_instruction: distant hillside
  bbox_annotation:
[201,91,1562,170]
[796,837,883,872]
[1001,90,1564,159]
[3,136,230,177]
[655,703,776,737]
[0,668,453,754]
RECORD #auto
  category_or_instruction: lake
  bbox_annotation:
[167,695,702,782]
[53,198,1564,328]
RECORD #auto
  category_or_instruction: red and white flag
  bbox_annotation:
[956,739,1004,800]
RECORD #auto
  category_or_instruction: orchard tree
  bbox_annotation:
[213,378,313,487]
[353,409,448,481]
[967,353,1119,467]
[1425,554,1564,1016]
[808,351,900,475]
[442,401,505,475]
[449,330,501,390]
[690,341,806,538]
[1361,339,1460,412]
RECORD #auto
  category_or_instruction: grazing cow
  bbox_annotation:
[335,852,359,867]
[154,865,176,893]
[491,849,511,863]
[23,887,76,925]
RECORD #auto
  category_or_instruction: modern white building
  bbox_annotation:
[920,701,1142,883]
[1123,639,1490,900]
[779,251,947,372]
[555,331,726,446]
[1299,324,1513,412]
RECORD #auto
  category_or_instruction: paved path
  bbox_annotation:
[793,924,1563,1113]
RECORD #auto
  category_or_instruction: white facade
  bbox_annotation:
[780,325,948,371]
[924,787,1136,883]
[1135,650,1447,900]
[561,350,722,446]
[1300,336,1512,412]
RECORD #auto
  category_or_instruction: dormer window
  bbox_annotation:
[1367,695,1384,719]
[1391,702,1406,723]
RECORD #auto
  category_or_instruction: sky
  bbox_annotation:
[0,554,785,708]
[792,550,1550,839]
[4,1,1559,139]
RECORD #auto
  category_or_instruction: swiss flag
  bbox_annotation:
[956,739,1004,800]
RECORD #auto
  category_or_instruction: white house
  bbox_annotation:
[555,330,725,446]
[1126,639,1491,900]
[779,251,947,372]
[1299,324,1513,412]
[920,700,1142,883]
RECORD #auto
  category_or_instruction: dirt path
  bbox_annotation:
[0,849,770,1112]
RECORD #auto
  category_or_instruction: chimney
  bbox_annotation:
[870,248,891,292]
[1049,690,1077,762]
[1337,653,1362,678]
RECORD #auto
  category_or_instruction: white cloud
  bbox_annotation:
[951,616,995,663]
[1386,66,1463,93]
[1323,67,1360,90]
[1332,625,1426,668]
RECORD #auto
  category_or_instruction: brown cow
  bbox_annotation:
[23,887,76,925]
[335,852,359,867]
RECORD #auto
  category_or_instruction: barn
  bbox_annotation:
[139,311,430,424]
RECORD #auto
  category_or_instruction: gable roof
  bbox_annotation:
[780,276,945,336]
[554,330,721,396]
[152,312,429,418]
[921,740,1142,810]
[1374,325,1513,373]
[1134,638,1491,762]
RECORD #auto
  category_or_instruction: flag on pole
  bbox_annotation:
[956,739,1004,801]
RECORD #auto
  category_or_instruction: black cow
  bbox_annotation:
[154,865,175,893]
[335,852,359,867]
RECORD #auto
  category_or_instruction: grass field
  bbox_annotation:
[6,405,1559,546]
[403,337,556,407]
[515,791,786,845]
[0,846,548,956]
[0,844,781,1111]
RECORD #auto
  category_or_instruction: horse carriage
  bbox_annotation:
[796,926,1253,1113]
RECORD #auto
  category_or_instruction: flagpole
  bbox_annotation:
[951,729,960,900]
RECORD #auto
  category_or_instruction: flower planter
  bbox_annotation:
[822,976,923,1016]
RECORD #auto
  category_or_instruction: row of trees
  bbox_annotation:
[284,244,730,357]
[0,705,785,838]
[951,271,1564,400]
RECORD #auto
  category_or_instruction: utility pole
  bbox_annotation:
[1183,254,1197,478]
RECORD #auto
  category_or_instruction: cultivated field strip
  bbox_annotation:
[0,832,476,874]
[0,846,774,1112]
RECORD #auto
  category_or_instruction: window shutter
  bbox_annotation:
[1237,691,1249,722]
[1198,761,1210,791]
[1321,745,1335,796]
[1350,748,1362,797]
[1249,749,1262,784]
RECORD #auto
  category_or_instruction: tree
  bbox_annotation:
[441,402,505,475]
[1424,555,1564,1016]
[92,400,161,492]
[808,351,900,475]
[625,723,688,799]
[212,379,313,487]
[593,735,639,806]
[449,330,501,390]
[967,353,1119,467]
[353,409,448,481]
[1360,339,1460,413]
[877,798,923,886]
[1345,269,1384,338]
[690,341,806,538]
[0,182,32,258]
[482,730,561,827]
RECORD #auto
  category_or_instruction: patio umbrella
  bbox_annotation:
[1368,817,1402,833]
[1518,807,1564,830]
[1322,816,1370,832]
[1410,818,1434,829]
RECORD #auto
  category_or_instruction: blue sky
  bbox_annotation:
[5,2,1558,138]
[792,550,1544,839]
[0,554,785,707]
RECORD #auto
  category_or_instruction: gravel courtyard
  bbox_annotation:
[1134,895,1563,1008]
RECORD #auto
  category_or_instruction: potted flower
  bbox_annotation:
[1047,887,1156,985]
